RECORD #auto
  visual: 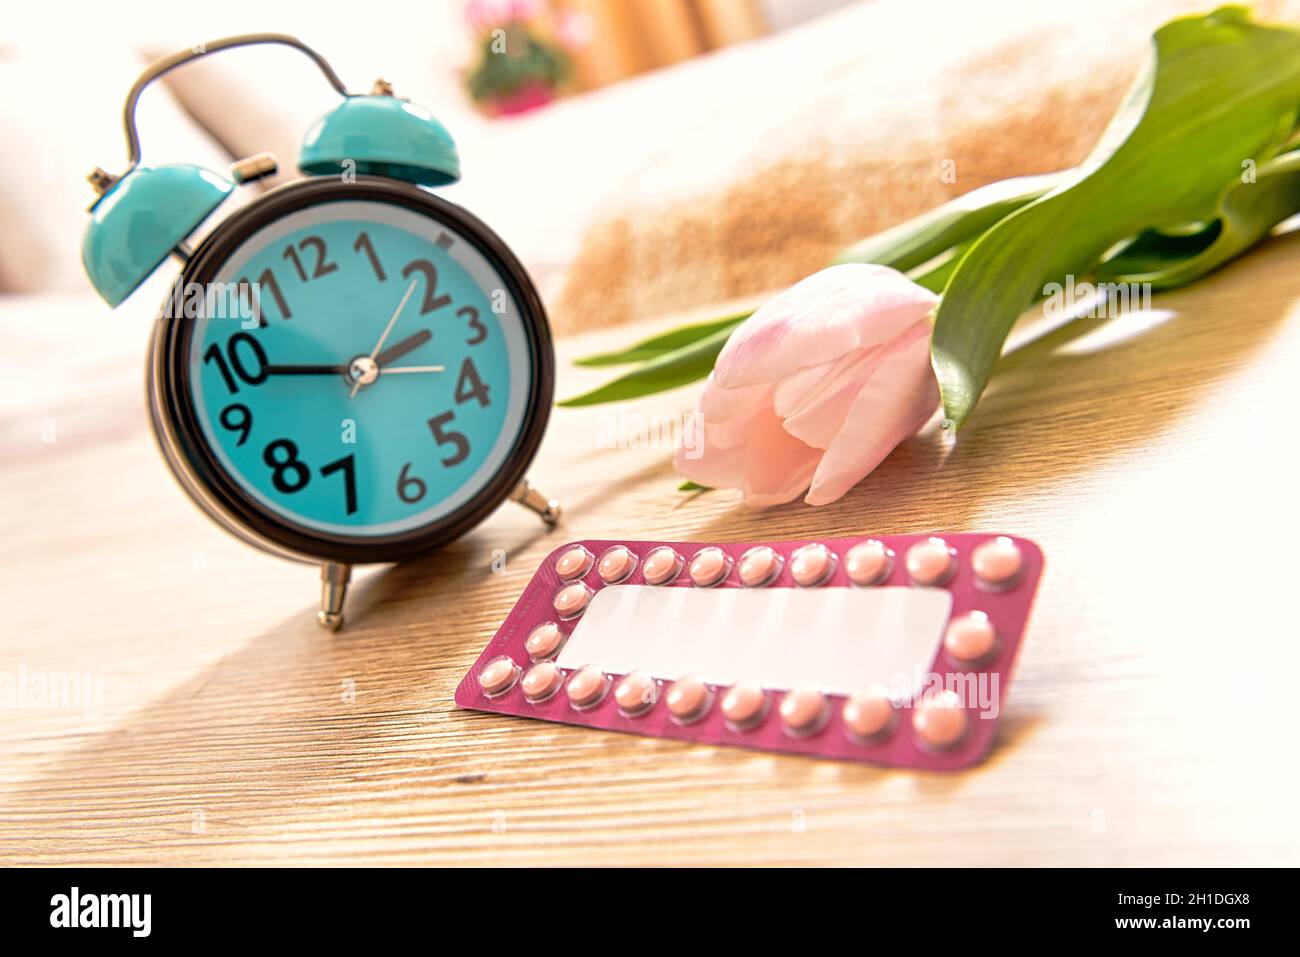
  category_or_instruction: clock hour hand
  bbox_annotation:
[265,363,349,375]
[374,329,432,366]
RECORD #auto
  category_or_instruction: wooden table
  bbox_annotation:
[3,237,1299,866]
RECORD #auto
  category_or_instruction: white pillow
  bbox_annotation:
[0,42,241,295]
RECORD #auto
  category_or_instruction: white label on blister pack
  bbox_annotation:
[555,586,952,697]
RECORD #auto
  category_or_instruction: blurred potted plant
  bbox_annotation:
[464,0,589,116]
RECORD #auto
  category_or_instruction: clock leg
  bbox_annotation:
[509,478,561,527]
[318,562,352,631]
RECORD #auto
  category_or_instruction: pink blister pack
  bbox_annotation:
[455,533,1043,770]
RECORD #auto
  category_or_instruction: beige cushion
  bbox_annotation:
[551,0,1250,332]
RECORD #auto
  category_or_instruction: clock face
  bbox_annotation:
[179,193,539,543]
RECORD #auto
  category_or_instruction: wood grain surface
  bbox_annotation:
[3,236,1300,866]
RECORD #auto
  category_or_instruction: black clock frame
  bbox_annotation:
[154,175,555,565]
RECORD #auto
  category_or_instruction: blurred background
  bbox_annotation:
[1,0,1282,456]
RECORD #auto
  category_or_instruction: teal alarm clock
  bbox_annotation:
[82,35,560,630]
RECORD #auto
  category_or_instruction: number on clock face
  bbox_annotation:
[188,200,531,537]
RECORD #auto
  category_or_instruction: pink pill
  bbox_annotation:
[906,537,956,586]
[790,543,835,587]
[689,547,731,587]
[554,545,593,581]
[842,688,896,741]
[478,656,519,697]
[944,611,998,664]
[642,546,683,585]
[566,665,609,709]
[553,582,592,619]
[778,686,828,736]
[738,546,782,587]
[972,536,1023,591]
[613,671,657,716]
[912,689,969,750]
[665,676,712,724]
[597,545,637,584]
[721,682,768,729]
[845,540,893,586]
[521,661,563,702]
[525,621,564,660]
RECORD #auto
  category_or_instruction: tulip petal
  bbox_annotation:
[675,384,820,505]
[673,436,746,489]
[739,405,821,506]
[772,345,881,451]
[674,376,771,488]
[804,320,939,506]
[714,264,939,391]
[697,376,771,449]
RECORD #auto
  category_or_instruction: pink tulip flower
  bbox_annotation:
[674,264,941,506]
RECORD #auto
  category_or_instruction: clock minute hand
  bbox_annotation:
[374,329,432,366]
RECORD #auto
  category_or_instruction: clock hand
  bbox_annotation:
[380,365,446,374]
[265,363,349,375]
[262,329,435,382]
[374,329,432,366]
[351,278,418,398]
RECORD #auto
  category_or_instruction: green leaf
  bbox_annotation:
[558,322,736,406]
[835,172,1063,272]
[678,480,710,492]
[1094,224,1220,276]
[574,313,749,366]
[932,6,1300,429]
[908,234,979,293]
[1101,148,1300,287]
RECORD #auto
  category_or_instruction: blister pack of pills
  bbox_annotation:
[455,533,1043,769]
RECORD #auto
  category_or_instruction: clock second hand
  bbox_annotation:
[350,278,419,398]
[381,365,445,374]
